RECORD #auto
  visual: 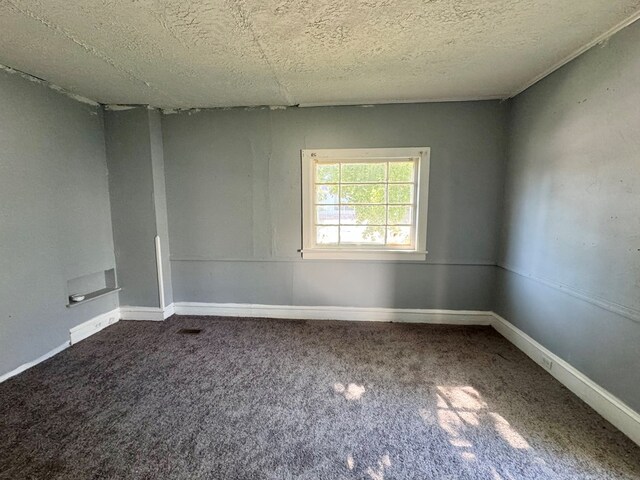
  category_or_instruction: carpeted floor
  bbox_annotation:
[1,316,639,479]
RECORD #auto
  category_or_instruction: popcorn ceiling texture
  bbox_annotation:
[0,0,639,108]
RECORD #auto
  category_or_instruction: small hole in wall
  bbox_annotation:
[176,328,202,335]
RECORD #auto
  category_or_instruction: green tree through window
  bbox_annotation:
[314,161,415,245]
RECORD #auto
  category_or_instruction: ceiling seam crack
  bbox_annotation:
[228,0,294,105]
[5,0,180,104]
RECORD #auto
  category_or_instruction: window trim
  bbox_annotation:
[301,147,430,261]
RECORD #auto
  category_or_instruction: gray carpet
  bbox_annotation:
[1,316,639,480]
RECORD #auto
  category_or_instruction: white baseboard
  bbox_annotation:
[0,341,70,384]
[491,312,640,447]
[164,303,176,318]
[1,307,123,384]
[69,308,120,345]
[120,304,175,321]
[173,302,495,325]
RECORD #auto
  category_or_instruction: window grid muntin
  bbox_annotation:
[312,158,418,249]
[384,162,389,245]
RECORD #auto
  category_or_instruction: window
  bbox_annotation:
[301,147,430,260]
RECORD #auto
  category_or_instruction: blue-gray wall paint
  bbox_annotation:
[497,21,640,410]
[495,269,640,411]
[149,109,174,307]
[0,68,117,377]
[105,108,173,308]
[162,102,507,309]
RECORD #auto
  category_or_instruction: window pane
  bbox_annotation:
[316,226,339,244]
[316,206,339,225]
[387,226,412,245]
[315,184,339,204]
[388,205,412,225]
[341,184,385,204]
[340,226,385,244]
[316,163,339,183]
[341,162,386,183]
[340,205,386,225]
[388,184,413,204]
[389,161,415,182]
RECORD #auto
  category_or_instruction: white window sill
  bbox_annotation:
[301,249,428,261]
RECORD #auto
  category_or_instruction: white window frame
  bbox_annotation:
[301,147,430,261]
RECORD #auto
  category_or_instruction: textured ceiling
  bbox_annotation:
[0,0,639,108]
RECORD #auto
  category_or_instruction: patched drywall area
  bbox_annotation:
[0,0,639,108]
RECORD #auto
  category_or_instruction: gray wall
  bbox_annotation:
[149,109,174,307]
[105,108,173,308]
[497,21,640,410]
[0,68,118,377]
[162,102,507,309]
